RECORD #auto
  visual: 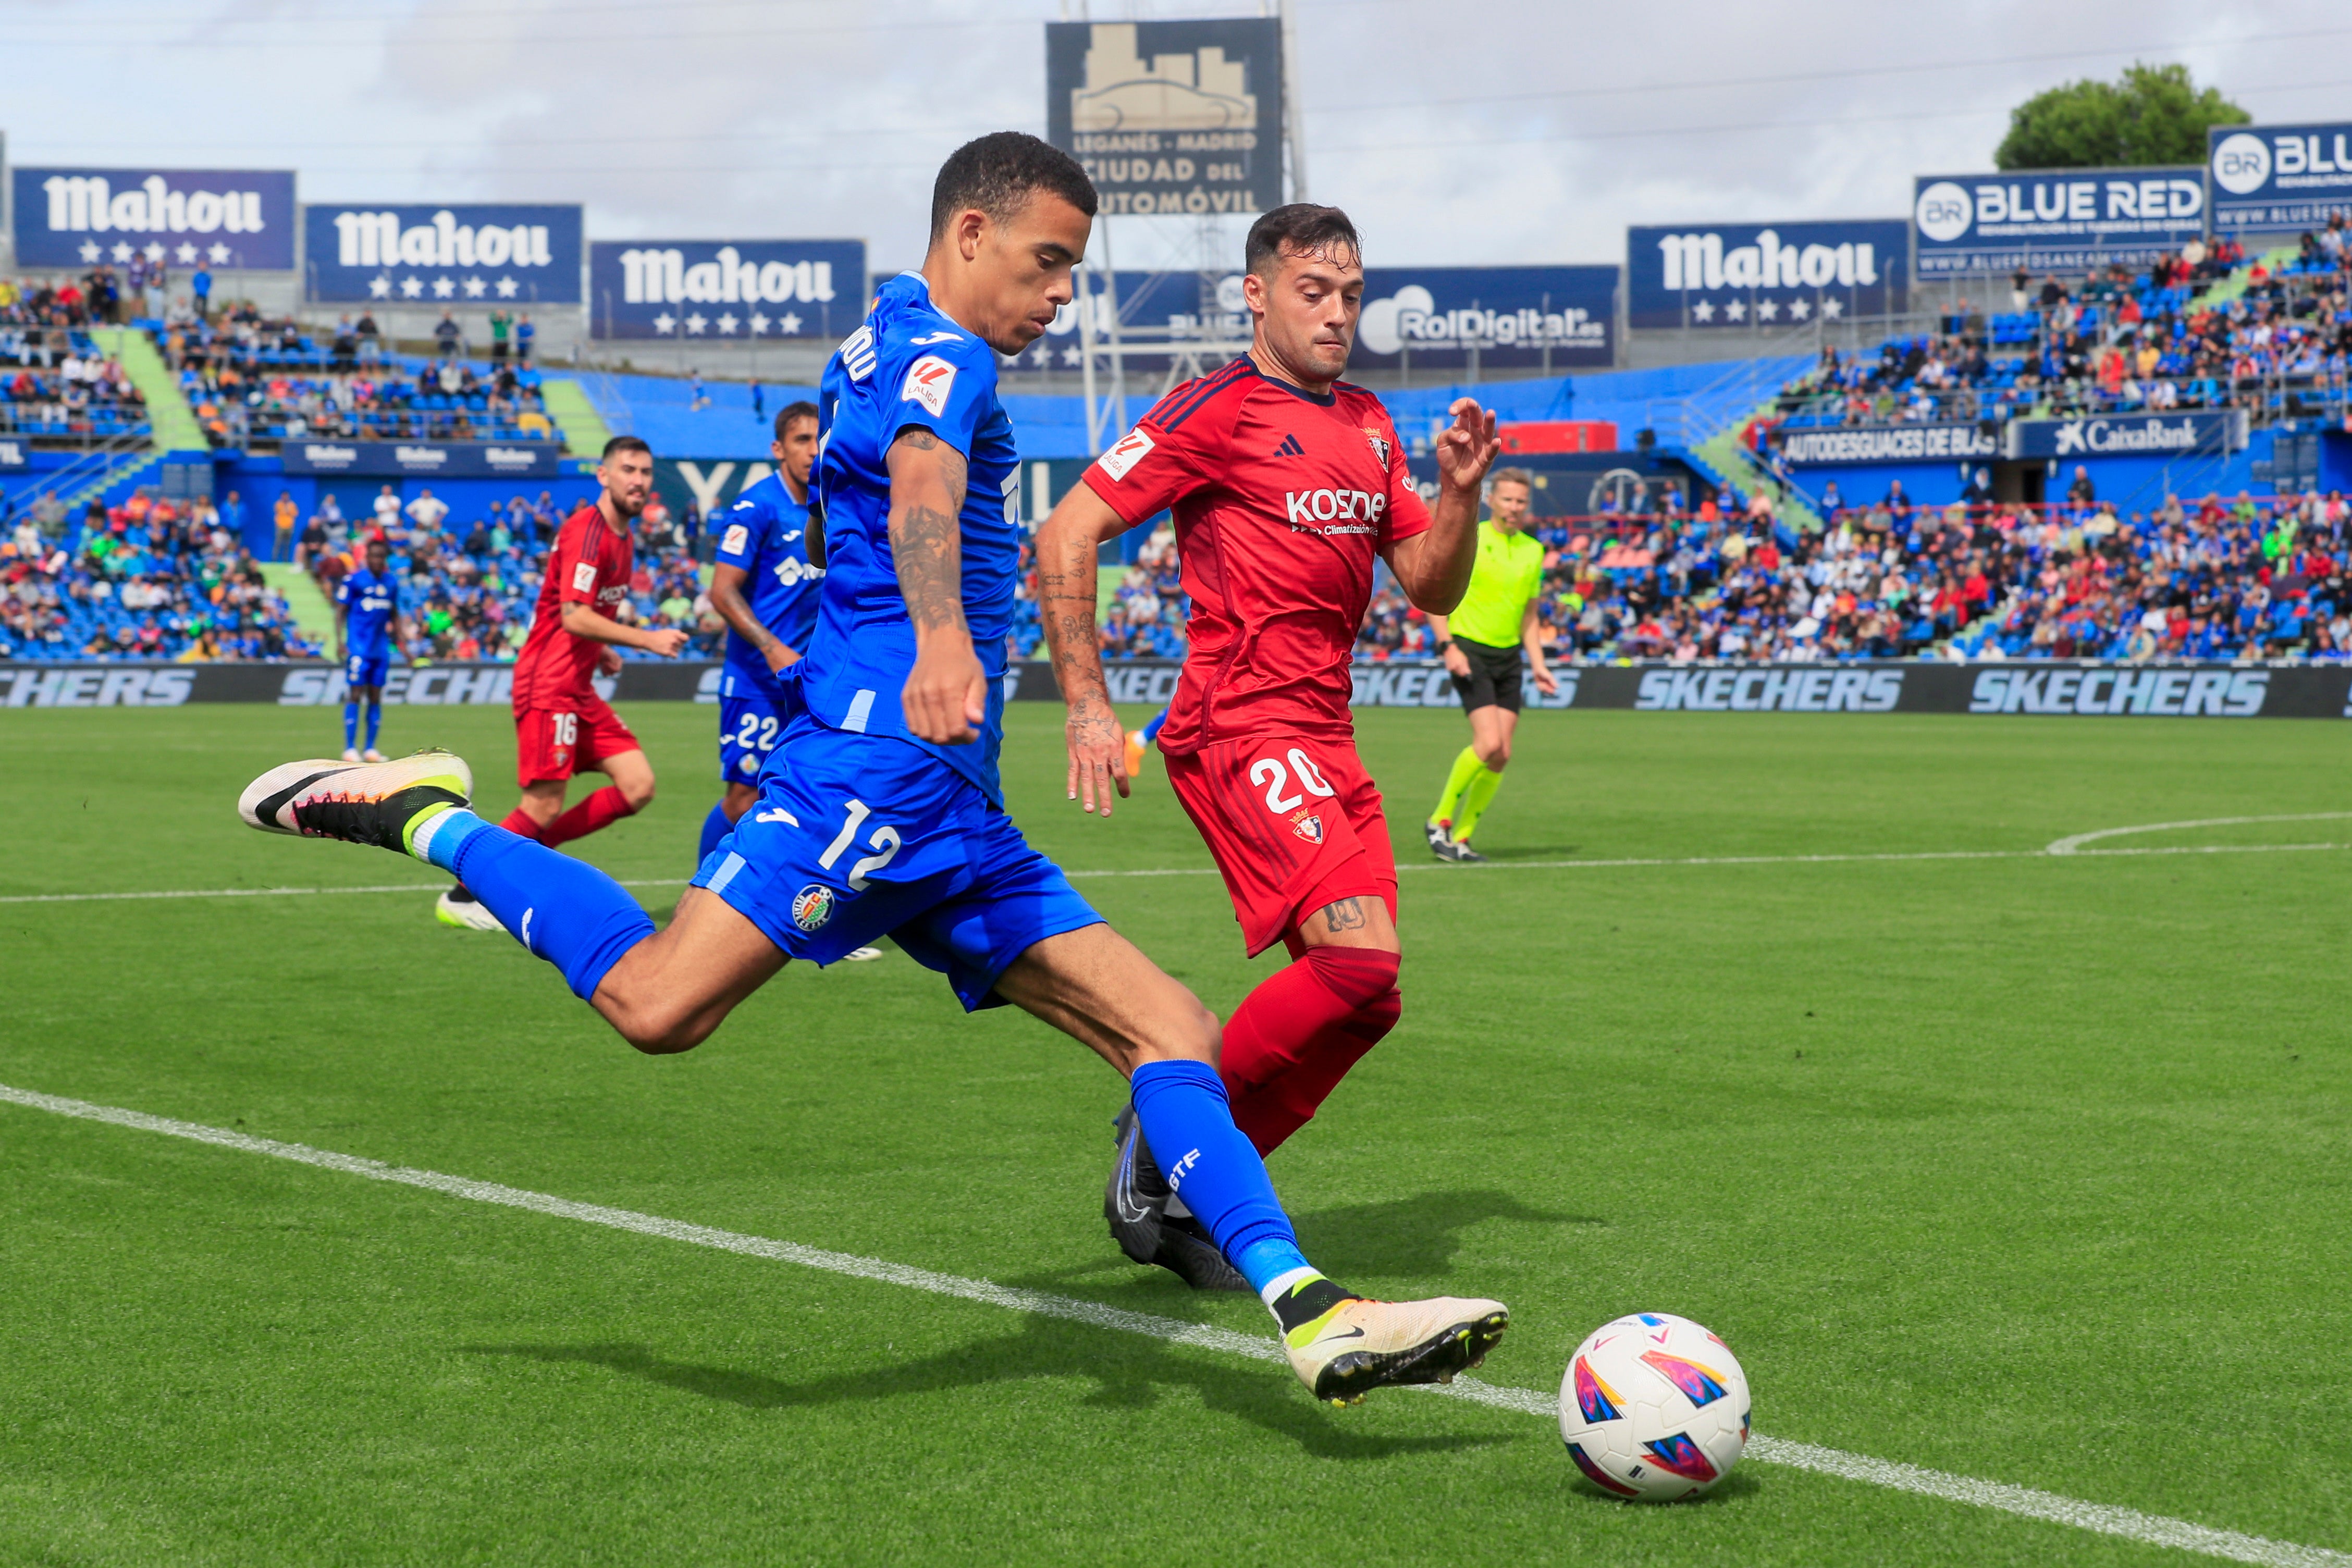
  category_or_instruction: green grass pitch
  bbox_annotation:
[3,698,2350,1565]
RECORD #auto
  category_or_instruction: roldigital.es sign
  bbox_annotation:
[280,440,564,479]
[11,167,298,270]
[588,240,866,340]
[1045,19,1283,216]
[1777,422,1998,466]
[1913,169,2205,274]
[1627,221,1905,329]
[302,204,584,304]
[2209,123,2352,232]
[2005,409,2247,461]
[999,265,1615,375]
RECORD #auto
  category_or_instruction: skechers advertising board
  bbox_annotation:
[12,167,298,270]
[1627,220,1906,328]
[1001,265,1615,375]
[302,203,584,304]
[1912,169,2205,274]
[2209,122,2352,233]
[13,660,2352,720]
[587,240,866,340]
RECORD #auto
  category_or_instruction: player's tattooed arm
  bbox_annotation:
[1034,481,1136,815]
[887,426,984,745]
[1319,897,1368,931]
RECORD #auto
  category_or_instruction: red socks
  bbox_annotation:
[1220,946,1401,1156]
[538,785,635,848]
[497,807,543,842]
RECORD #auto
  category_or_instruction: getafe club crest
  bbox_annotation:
[1362,428,1390,467]
[791,883,836,932]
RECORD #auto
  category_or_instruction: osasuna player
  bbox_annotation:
[333,536,413,762]
[237,134,1506,1405]
[1425,465,1556,862]
[700,400,824,860]
[1038,204,1500,1285]
[435,436,688,932]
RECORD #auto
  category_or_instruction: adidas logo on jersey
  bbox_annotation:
[1275,433,1305,457]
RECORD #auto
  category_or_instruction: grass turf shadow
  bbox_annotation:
[468,1317,1522,1462]
[1290,1189,1602,1278]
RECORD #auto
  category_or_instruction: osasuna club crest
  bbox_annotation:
[1362,428,1390,466]
[791,883,836,932]
[1289,811,1325,845]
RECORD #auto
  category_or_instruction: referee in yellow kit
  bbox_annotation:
[1424,467,1555,863]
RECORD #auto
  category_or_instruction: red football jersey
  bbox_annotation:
[513,503,634,710]
[1079,359,1431,754]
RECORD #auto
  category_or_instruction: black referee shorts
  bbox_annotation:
[1448,636,1524,713]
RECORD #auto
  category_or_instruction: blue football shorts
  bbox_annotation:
[717,664,801,784]
[692,720,1103,1010]
[344,652,389,690]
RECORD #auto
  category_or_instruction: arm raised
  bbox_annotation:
[1381,396,1500,613]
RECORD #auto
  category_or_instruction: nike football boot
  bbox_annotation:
[1277,1280,1511,1405]
[239,751,472,857]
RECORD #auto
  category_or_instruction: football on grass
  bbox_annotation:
[1559,1312,1750,1501]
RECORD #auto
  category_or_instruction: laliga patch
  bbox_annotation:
[721,524,750,556]
[1290,812,1325,845]
[1098,427,1154,481]
[571,561,598,594]
[791,883,837,933]
[901,354,957,416]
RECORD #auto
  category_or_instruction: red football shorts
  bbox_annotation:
[1163,734,1397,956]
[513,692,639,787]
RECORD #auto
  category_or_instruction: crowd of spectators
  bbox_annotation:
[299,486,719,664]
[1,487,318,661]
[1766,219,2352,437]
[158,305,557,448]
[0,329,147,440]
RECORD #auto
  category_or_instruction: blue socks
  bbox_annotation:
[1128,1058,1311,1295]
[410,809,655,998]
[1140,706,1168,745]
[364,700,382,750]
[342,701,359,749]
[697,800,733,863]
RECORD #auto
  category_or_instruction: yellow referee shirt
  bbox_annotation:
[1446,522,1545,647]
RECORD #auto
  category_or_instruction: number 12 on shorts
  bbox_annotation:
[819,798,903,891]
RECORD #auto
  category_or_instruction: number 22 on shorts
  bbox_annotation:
[1248,747,1336,813]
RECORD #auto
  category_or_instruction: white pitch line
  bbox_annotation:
[9,838,2347,906]
[3,1082,2344,1568]
[2046,812,2352,856]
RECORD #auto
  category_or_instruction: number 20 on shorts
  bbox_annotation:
[1249,747,1336,814]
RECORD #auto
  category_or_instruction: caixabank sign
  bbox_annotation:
[11,661,2352,719]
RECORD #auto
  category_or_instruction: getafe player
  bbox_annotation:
[333,536,412,762]
[1038,205,1501,1286]
[699,400,823,861]
[238,134,1508,1406]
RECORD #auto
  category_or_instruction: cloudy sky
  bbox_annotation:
[4,0,2347,275]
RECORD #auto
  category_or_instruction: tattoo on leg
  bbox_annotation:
[1319,897,1367,932]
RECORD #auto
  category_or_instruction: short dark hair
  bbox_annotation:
[773,401,819,442]
[1491,467,1535,491]
[600,434,652,462]
[930,132,1096,242]
[1245,203,1361,278]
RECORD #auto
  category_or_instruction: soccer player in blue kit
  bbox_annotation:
[699,399,824,860]
[237,133,1507,1405]
[333,536,412,761]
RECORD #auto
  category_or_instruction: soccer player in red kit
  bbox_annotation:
[436,435,689,930]
[1036,204,1499,1288]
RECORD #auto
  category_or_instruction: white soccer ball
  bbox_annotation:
[1559,1312,1750,1501]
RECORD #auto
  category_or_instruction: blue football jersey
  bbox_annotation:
[806,271,1023,804]
[714,471,823,681]
[336,567,399,657]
